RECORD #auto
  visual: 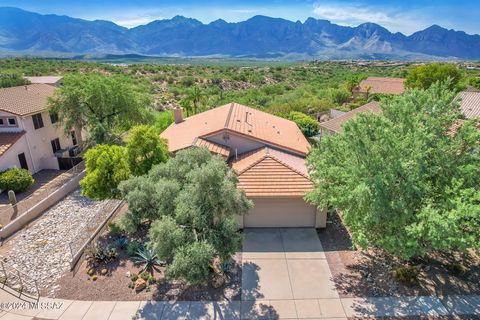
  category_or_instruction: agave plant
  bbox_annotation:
[132,247,164,273]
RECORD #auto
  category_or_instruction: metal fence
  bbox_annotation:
[68,199,125,271]
[0,259,40,302]
[0,161,85,226]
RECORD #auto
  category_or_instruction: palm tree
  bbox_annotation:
[180,97,192,117]
[187,86,207,115]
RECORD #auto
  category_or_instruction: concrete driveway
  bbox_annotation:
[242,228,339,301]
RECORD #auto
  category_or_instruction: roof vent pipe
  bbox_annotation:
[173,107,183,124]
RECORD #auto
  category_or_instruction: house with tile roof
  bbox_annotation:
[353,77,406,99]
[0,84,81,175]
[319,101,382,136]
[161,102,326,228]
[457,91,480,119]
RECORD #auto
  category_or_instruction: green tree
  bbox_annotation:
[48,74,152,146]
[405,63,462,90]
[186,85,207,115]
[288,111,319,137]
[80,145,131,199]
[126,125,169,176]
[119,148,252,284]
[307,82,480,259]
[0,74,30,88]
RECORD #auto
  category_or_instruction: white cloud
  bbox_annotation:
[312,2,431,34]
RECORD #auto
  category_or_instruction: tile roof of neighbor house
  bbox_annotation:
[0,84,56,116]
[457,91,480,118]
[161,102,311,155]
[0,131,25,157]
[319,101,382,134]
[230,147,313,197]
[192,137,231,158]
[358,77,406,95]
[24,76,63,85]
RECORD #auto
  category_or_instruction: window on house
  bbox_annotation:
[49,112,59,124]
[71,131,77,146]
[0,118,4,126]
[7,118,16,126]
[32,113,44,129]
[51,138,61,154]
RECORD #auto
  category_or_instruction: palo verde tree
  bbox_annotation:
[118,147,252,284]
[125,125,169,176]
[307,82,480,259]
[48,74,152,146]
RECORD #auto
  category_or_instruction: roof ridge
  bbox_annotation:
[224,102,235,128]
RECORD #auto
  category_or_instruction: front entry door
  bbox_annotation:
[18,153,29,170]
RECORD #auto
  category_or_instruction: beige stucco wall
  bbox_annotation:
[0,110,74,174]
[0,135,33,173]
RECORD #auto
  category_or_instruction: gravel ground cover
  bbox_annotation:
[0,189,112,296]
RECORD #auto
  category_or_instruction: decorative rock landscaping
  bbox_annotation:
[1,189,112,296]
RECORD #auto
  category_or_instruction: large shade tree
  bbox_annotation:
[307,82,480,259]
[48,74,152,146]
[118,148,252,284]
[405,63,462,91]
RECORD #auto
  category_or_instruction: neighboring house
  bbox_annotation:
[161,102,326,228]
[0,84,81,174]
[24,76,63,87]
[353,77,405,99]
[319,101,381,136]
[457,91,480,119]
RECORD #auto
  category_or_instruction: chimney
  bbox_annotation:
[173,107,183,124]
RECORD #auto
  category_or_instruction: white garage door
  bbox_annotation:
[244,197,316,228]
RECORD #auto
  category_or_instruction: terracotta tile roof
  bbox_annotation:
[24,76,63,85]
[193,137,231,158]
[0,84,55,116]
[231,147,313,197]
[457,91,480,119]
[0,131,25,157]
[358,77,406,95]
[319,101,382,134]
[161,102,310,155]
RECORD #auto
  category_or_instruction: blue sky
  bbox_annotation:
[1,0,479,35]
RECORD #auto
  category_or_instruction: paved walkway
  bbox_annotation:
[1,289,479,319]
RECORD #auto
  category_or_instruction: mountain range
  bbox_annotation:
[1,7,479,60]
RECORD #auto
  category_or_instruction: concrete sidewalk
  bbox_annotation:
[1,288,479,319]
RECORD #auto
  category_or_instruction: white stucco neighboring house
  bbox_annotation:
[0,83,81,174]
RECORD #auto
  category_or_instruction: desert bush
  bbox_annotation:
[393,266,419,285]
[0,168,34,193]
[127,241,142,257]
[86,242,118,264]
[130,272,138,282]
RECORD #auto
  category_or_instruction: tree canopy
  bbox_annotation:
[405,63,462,91]
[118,147,252,284]
[126,125,169,176]
[307,82,480,259]
[80,144,131,200]
[288,111,319,137]
[48,74,152,146]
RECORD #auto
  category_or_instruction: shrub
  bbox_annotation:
[288,111,319,137]
[130,272,138,282]
[448,262,467,276]
[393,266,419,285]
[127,241,142,257]
[87,268,95,276]
[0,168,34,193]
[91,275,98,281]
[140,271,150,281]
[100,268,108,275]
[132,247,163,273]
[108,222,123,237]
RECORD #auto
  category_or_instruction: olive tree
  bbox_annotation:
[118,148,252,284]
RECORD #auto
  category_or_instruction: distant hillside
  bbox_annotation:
[1,7,479,60]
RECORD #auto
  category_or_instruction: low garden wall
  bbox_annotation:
[0,170,86,241]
